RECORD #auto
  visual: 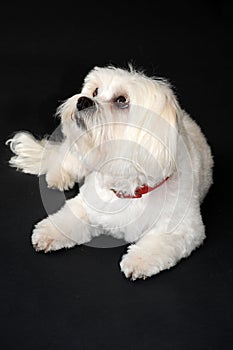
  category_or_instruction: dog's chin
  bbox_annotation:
[77,138,174,188]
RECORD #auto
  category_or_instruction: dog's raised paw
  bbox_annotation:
[6,132,44,175]
[46,170,75,191]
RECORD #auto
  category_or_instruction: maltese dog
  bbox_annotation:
[7,66,213,280]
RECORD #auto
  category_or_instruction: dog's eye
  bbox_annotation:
[114,96,129,109]
[93,88,98,97]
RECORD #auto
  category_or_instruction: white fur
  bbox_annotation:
[7,66,213,280]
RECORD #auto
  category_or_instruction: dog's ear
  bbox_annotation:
[160,88,181,129]
[152,80,182,130]
[149,81,182,165]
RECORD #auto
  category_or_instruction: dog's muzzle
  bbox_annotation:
[75,96,96,129]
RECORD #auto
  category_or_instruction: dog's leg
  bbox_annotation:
[120,207,205,280]
[6,132,82,190]
[31,195,94,252]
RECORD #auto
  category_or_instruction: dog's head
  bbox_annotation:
[58,66,182,185]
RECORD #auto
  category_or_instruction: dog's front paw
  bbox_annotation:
[120,245,164,281]
[31,218,76,252]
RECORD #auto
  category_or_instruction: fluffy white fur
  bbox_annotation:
[7,66,213,280]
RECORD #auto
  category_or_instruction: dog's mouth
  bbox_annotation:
[75,105,97,130]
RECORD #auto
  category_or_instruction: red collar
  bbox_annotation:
[112,177,170,199]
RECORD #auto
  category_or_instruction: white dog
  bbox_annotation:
[7,66,213,280]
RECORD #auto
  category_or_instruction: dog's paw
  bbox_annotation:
[6,132,44,175]
[120,248,157,281]
[46,170,75,191]
[31,218,76,252]
[120,244,170,281]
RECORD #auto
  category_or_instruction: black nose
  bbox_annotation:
[76,96,94,111]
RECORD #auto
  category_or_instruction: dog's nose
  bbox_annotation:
[76,96,94,111]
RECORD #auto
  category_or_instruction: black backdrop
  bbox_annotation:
[1,2,232,349]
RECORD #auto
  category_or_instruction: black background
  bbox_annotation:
[1,2,233,349]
